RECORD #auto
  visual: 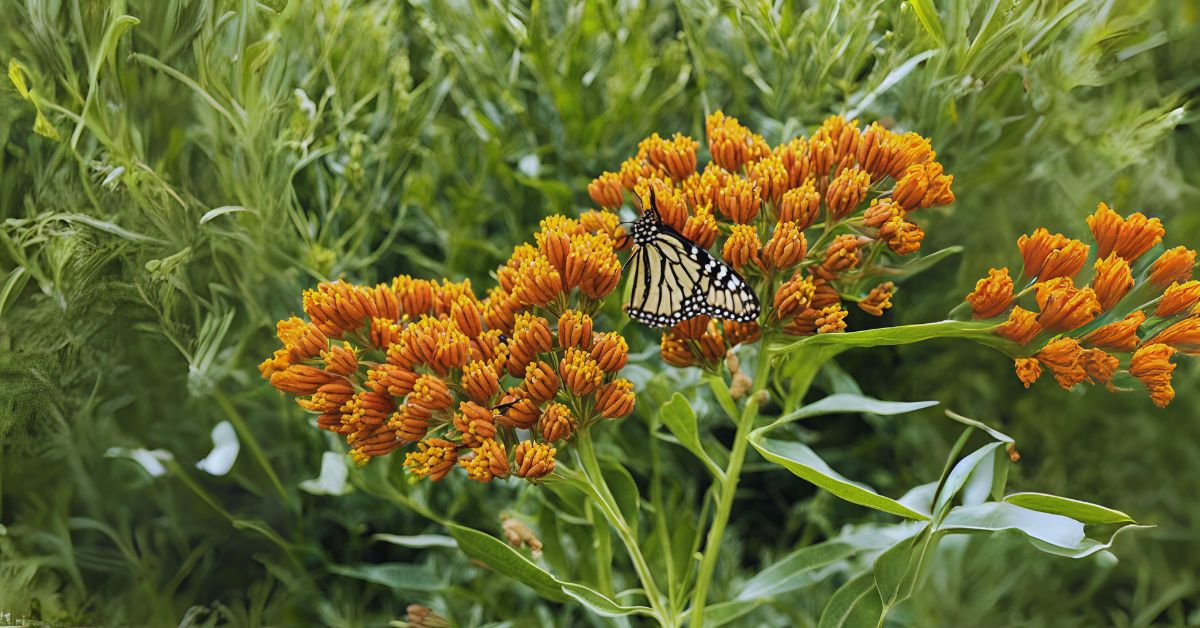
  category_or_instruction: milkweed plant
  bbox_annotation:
[262,113,1191,627]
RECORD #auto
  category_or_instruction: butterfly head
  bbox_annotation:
[632,188,663,246]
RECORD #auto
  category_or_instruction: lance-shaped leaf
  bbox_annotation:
[937,502,1142,559]
[448,524,656,617]
[749,436,930,520]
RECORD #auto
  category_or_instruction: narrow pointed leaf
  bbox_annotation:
[1003,493,1135,525]
[749,436,929,520]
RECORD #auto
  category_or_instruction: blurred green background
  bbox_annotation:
[2,0,1198,625]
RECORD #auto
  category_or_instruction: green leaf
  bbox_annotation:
[906,0,946,44]
[447,524,569,602]
[199,205,250,225]
[738,540,859,600]
[1003,493,1135,525]
[688,599,762,627]
[817,571,884,628]
[940,502,1083,548]
[932,442,1004,518]
[659,392,722,478]
[935,502,1143,558]
[748,436,929,520]
[848,49,939,119]
[873,246,964,281]
[600,460,640,534]
[327,563,446,591]
[448,524,656,617]
[370,533,458,549]
[897,482,938,518]
[943,410,1014,443]
[771,320,1018,355]
[559,583,655,618]
[758,393,938,432]
[872,526,934,609]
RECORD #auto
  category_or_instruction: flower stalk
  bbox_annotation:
[574,428,673,624]
[689,336,775,628]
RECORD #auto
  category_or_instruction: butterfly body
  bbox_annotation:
[624,193,761,327]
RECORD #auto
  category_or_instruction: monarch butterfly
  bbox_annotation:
[624,191,761,327]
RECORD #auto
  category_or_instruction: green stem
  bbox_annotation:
[213,390,294,509]
[688,343,773,627]
[590,501,616,596]
[575,429,672,625]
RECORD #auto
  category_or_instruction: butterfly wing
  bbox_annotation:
[625,225,761,327]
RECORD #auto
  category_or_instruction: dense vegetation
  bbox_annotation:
[2,1,1197,625]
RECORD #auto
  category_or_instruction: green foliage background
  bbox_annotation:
[1,0,1198,625]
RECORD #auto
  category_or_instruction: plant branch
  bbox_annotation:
[688,341,775,627]
[575,428,673,625]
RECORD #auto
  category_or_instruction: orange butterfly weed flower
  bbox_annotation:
[1091,253,1133,311]
[1157,281,1200,317]
[748,154,789,206]
[715,176,763,224]
[696,319,728,363]
[560,348,604,396]
[660,334,695,367]
[778,180,821,228]
[878,214,925,255]
[590,332,629,372]
[815,304,849,334]
[966,268,1014,319]
[682,203,720,249]
[774,274,816,320]
[722,224,763,272]
[995,306,1042,345]
[266,214,637,475]
[978,201,1192,409]
[513,440,557,479]
[763,221,808,270]
[671,315,710,341]
[858,282,895,317]
[1087,202,1164,262]
[1129,344,1177,407]
[863,197,901,228]
[595,379,636,419]
[1080,310,1144,352]
[403,438,459,481]
[825,167,871,220]
[1034,278,1101,332]
[535,215,581,275]
[557,309,593,350]
[814,234,864,280]
[1149,317,1200,354]
[639,132,699,181]
[1148,246,1197,287]
[462,360,500,404]
[1080,348,1119,386]
[522,360,559,403]
[453,401,498,447]
[539,403,575,442]
[706,111,769,171]
[459,438,510,482]
[587,171,624,209]
[1014,358,1043,388]
[1035,337,1088,389]
[893,162,954,210]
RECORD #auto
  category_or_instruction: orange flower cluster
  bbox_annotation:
[964,202,1196,407]
[587,112,956,367]
[261,217,636,480]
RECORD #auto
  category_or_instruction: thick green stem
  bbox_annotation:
[688,345,773,627]
[575,429,673,625]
